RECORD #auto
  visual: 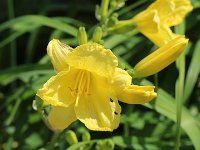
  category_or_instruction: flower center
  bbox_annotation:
[71,70,91,97]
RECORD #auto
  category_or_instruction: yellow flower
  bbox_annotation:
[133,36,188,78]
[36,40,157,131]
[133,0,192,47]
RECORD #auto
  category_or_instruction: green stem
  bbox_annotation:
[46,132,60,150]
[123,122,129,138]
[123,105,133,137]
[174,23,186,150]
[5,98,22,126]
[175,54,185,150]
[5,87,26,126]
[100,0,110,23]
[154,73,158,90]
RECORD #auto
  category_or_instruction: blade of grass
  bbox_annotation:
[7,0,17,67]
[25,28,41,63]
[184,40,200,103]
[0,29,37,49]
[5,98,22,126]
[0,64,53,85]
[0,16,79,49]
[0,15,78,36]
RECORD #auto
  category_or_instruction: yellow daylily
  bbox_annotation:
[147,0,193,26]
[36,40,157,131]
[133,0,192,47]
[133,36,188,78]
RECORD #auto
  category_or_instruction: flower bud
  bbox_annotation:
[65,130,78,145]
[92,27,103,43]
[133,36,188,78]
[77,27,88,45]
[47,39,72,72]
[82,130,91,141]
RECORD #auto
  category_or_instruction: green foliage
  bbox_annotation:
[0,0,200,150]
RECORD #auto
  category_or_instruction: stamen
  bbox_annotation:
[78,71,85,93]
[86,72,91,95]
[74,70,82,94]
[70,70,91,97]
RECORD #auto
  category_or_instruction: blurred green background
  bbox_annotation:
[0,0,200,149]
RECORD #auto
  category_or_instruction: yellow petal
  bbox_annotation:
[48,105,77,130]
[111,68,132,95]
[47,39,73,72]
[118,85,157,104]
[148,0,193,26]
[75,73,121,131]
[133,36,188,78]
[36,70,78,107]
[133,9,177,47]
[141,24,177,47]
[166,0,193,26]
[133,0,192,46]
[133,9,160,33]
[148,0,175,22]
[65,43,118,78]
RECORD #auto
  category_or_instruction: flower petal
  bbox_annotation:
[118,85,157,104]
[111,68,132,95]
[148,0,193,26]
[65,43,118,78]
[48,105,77,130]
[141,24,177,47]
[47,39,73,72]
[133,9,160,33]
[36,70,78,107]
[75,73,121,131]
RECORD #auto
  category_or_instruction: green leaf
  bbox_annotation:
[142,80,200,150]
[0,64,53,85]
[0,15,78,49]
[0,15,77,35]
[184,40,200,102]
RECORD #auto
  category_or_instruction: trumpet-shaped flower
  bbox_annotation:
[133,0,192,47]
[36,40,157,131]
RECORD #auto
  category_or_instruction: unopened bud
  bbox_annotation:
[65,130,78,145]
[77,27,88,45]
[47,39,72,72]
[92,27,103,43]
[133,36,188,78]
[82,131,91,141]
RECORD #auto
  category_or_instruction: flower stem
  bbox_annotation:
[100,0,110,23]
[154,73,158,90]
[123,122,129,137]
[174,22,186,150]
[46,132,60,150]
[124,105,133,137]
